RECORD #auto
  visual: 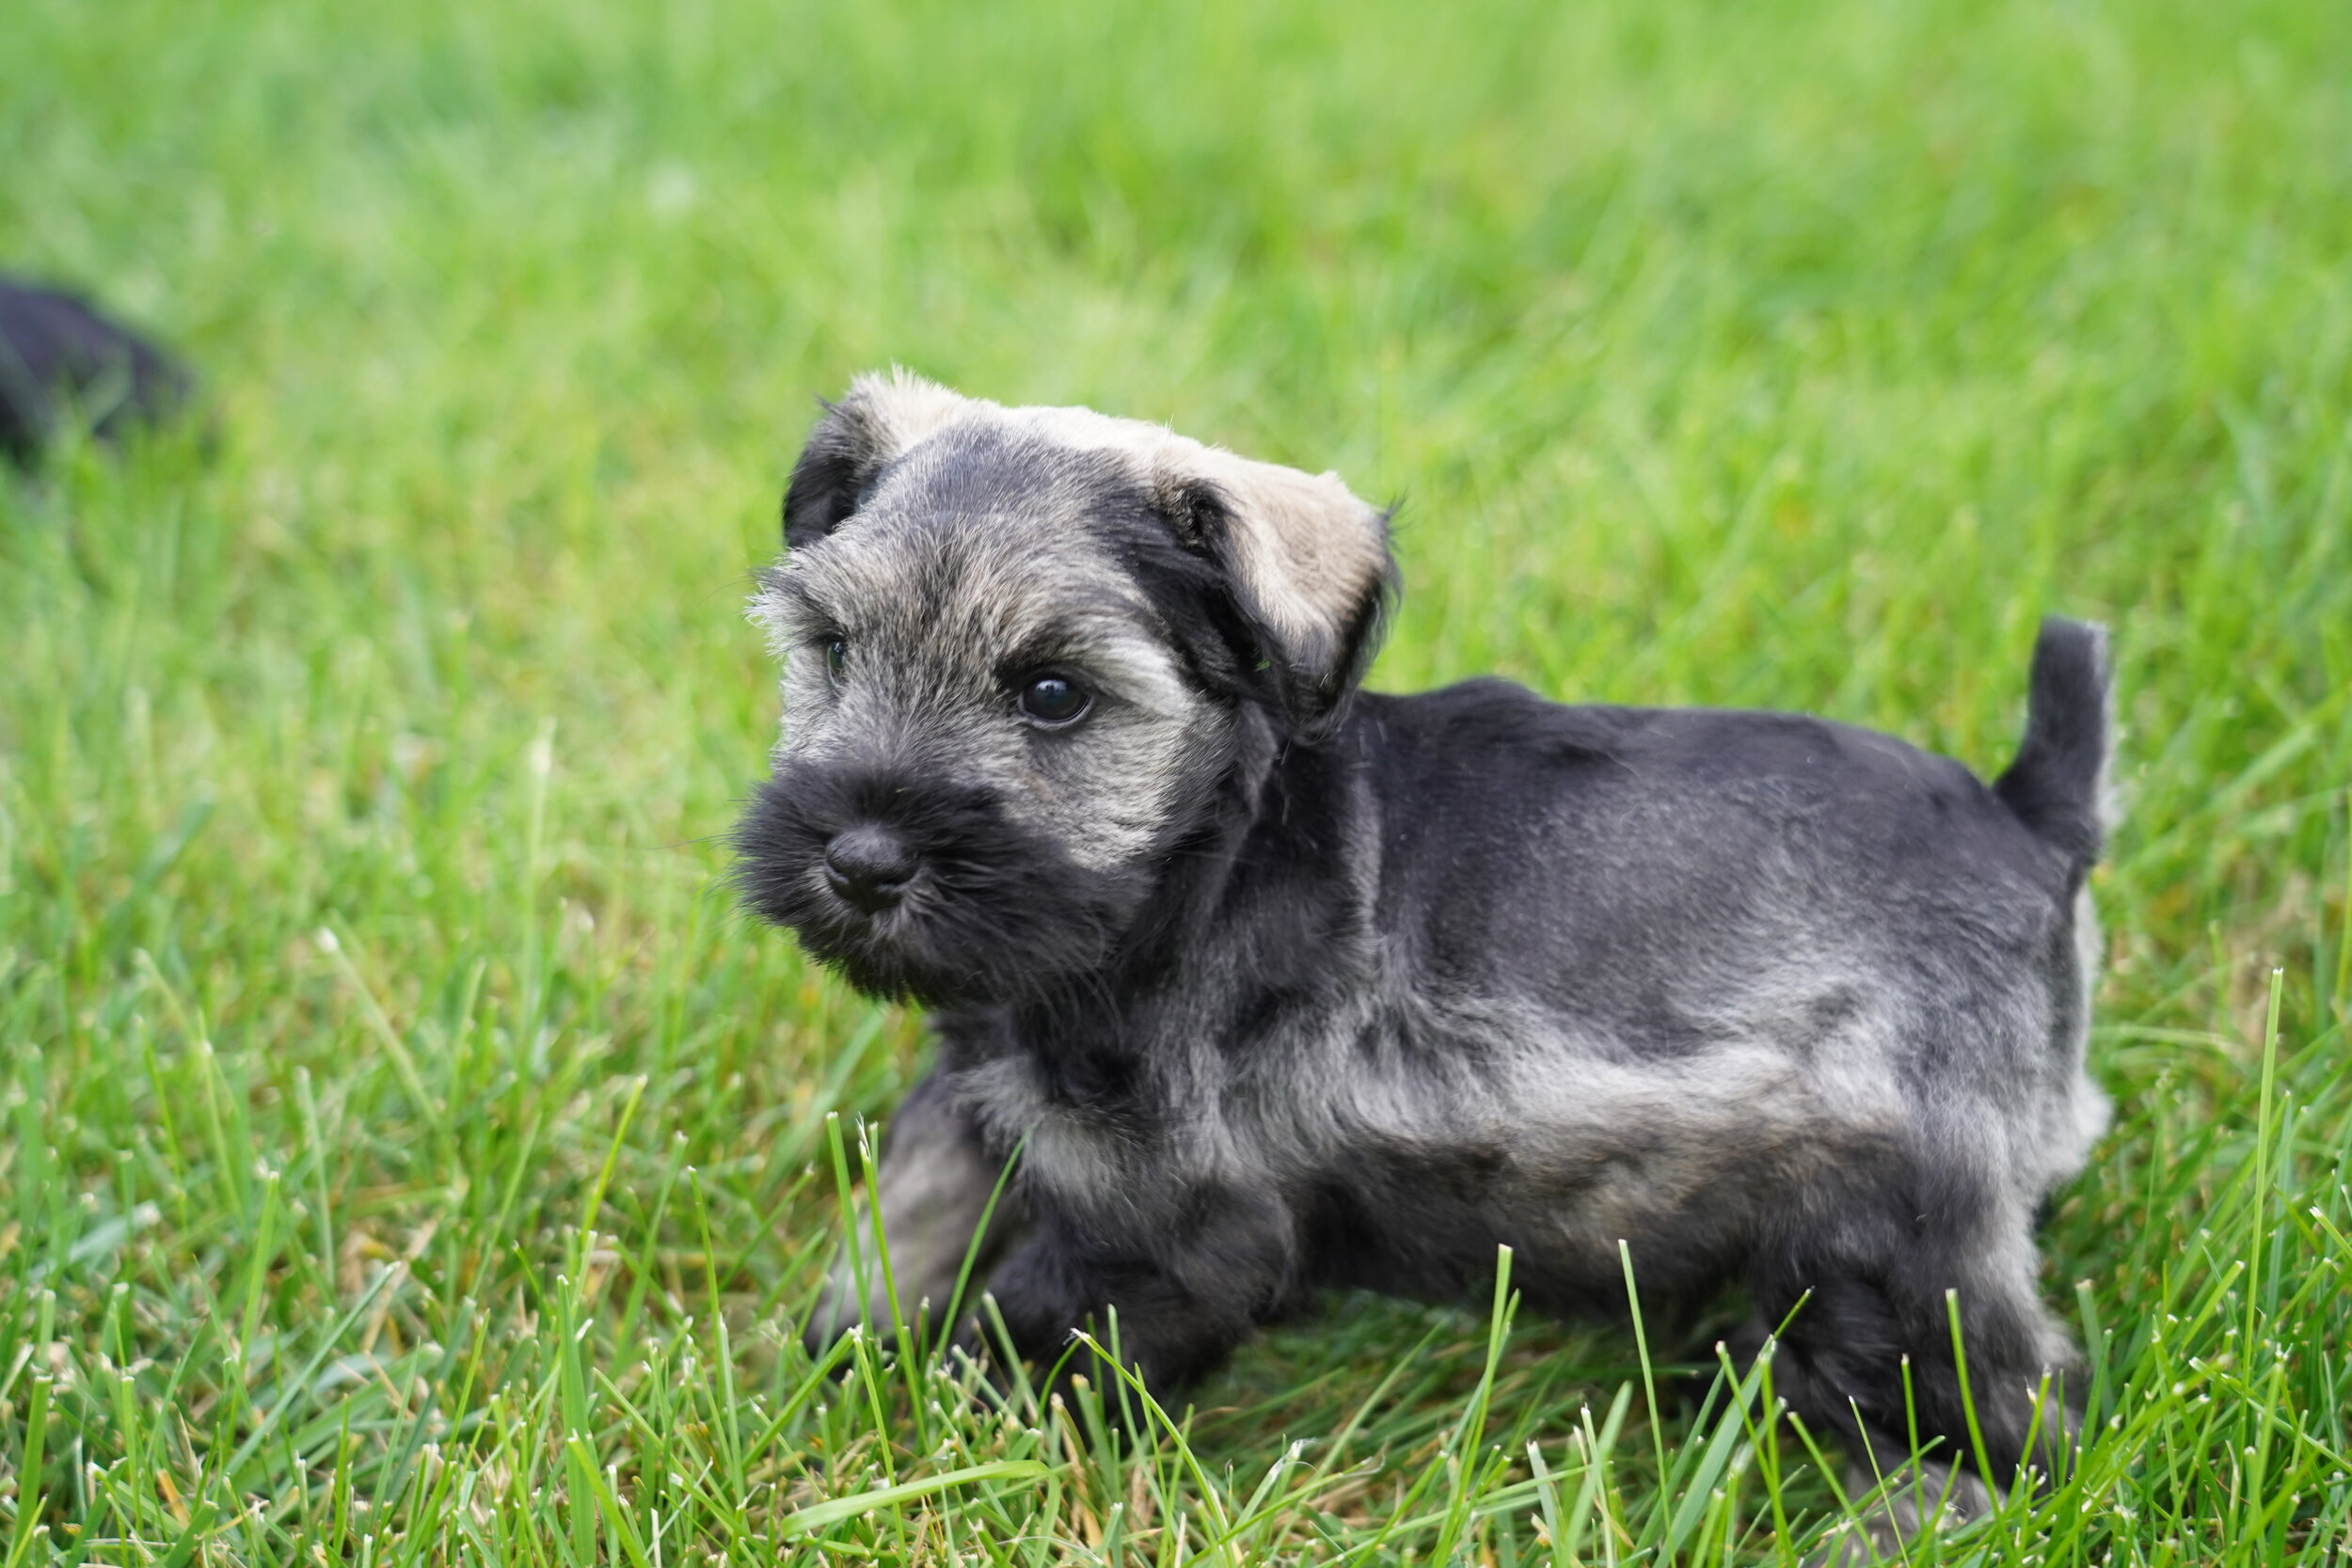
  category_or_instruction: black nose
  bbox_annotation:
[823,824,919,912]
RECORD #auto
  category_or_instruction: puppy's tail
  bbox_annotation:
[1994,616,2113,875]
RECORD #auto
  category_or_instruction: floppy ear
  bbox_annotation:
[781,369,968,548]
[1154,450,1394,736]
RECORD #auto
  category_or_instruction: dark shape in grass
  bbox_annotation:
[0,277,195,467]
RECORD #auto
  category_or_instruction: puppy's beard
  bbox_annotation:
[731,766,1140,1008]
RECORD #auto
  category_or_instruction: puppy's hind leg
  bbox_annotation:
[1756,1182,2079,1560]
[804,1069,1029,1355]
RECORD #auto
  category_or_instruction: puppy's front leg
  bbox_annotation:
[976,1198,1295,1418]
[806,1069,1028,1354]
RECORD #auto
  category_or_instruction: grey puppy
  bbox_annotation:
[735,371,2111,1550]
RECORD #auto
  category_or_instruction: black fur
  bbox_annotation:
[781,395,891,548]
[1159,474,1400,737]
[1994,617,2111,879]
[0,278,192,466]
[733,765,1142,1007]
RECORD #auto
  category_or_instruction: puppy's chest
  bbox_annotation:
[947,1036,1184,1202]
[946,1015,1298,1220]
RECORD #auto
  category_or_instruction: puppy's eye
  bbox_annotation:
[823,637,848,686]
[1018,673,1090,727]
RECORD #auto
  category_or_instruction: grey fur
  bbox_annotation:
[737,373,2114,1557]
[810,1071,1031,1345]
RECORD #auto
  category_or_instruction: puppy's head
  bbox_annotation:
[734,370,1391,1006]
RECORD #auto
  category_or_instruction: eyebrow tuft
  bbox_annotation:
[993,633,1098,683]
[765,571,834,623]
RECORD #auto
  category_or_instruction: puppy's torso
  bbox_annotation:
[946,678,2106,1318]
[756,377,2112,1515]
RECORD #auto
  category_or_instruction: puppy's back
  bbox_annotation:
[1344,675,2090,1070]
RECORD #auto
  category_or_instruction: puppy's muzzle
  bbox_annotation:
[823,823,920,913]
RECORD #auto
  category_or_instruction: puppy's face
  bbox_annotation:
[736,373,1391,1006]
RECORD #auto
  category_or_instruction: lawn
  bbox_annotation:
[4,0,2350,1560]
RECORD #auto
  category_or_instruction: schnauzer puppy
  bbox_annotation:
[736,371,2111,1547]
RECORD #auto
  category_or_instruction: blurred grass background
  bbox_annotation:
[4,0,2350,1560]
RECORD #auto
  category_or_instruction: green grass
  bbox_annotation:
[5,0,2351,1559]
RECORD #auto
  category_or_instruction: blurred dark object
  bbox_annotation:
[1,277,195,467]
